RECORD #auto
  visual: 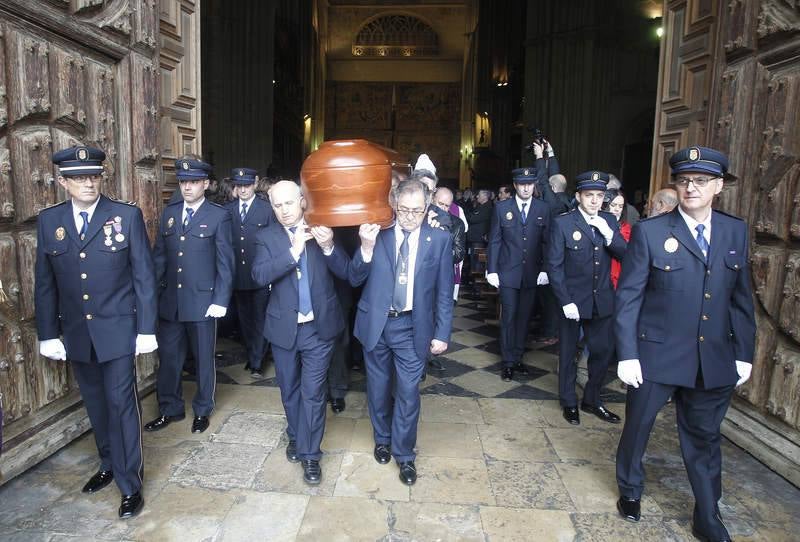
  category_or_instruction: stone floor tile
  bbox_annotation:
[215,490,309,542]
[333,452,410,501]
[220,385,286,414]
[296,496,389,541]
[539,399,626,430]
[389,501,484,541]
[444,347,501,369]
[420,395,485,424]
[0,470,87,526]
[487,460,575,510]
[211,411,286,448]
[556,463,662,516]
[143,441,203,483]
[410,456,495,506]
[348,417,378,454]
[479,506,576,542]
[571,512,689,541]
[320,415,356,453]
[253,448,343,497]
[477,397,549,428]
[171,441,269,490]
[128,484,236,541]
[478,425,559,462]
[416,422,483,459]
[451,316,487,330]
[25,433,99,478]
[140,406,228,446]
[217,362,277,385]
[523,350,559,372]
[326,391,369,420]
[545,427,620,464]
[527,373,562,396]
[449,330,495,347]
[449,370,522,397]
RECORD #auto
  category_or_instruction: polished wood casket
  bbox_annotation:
[301,139,409,227]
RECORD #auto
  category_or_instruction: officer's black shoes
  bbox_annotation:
[144,413,185,432]
[330,397,346,414]
[250,368,263,378]
[581,403,621,424]
[191,415,210,433]
[302,460,322,485]
[617,496,641,522]
[691,525,731,542]
[398,461,417,486]
[82,470,114,493]
[501,367,514,382]
[562,406,580,425]
[118,492,144,519]
[286,440,299,463]
[374,444,392,465]
[513,362,529,375]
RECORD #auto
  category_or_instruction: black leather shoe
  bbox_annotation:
[374,444,391,465]
[513,362,529,375]
[501,367,514,382]
[691,525,731,541]
[250,367,263,378]
[563,407,580,425]
[617,496,641,522]
[118,492,144,519]
[330,397,346,413]
[191,415,210,433]
[581,403,621,424]
[144,413,185,432]
[302,459,322,485]
[398,461,417,485]
[82,470,114,493]
[286,440,299,463]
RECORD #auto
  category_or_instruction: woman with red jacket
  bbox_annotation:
[603,189,631,289]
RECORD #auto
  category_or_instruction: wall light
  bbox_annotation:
[656,26,664,38]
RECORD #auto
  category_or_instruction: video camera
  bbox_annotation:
[524,126,547,154]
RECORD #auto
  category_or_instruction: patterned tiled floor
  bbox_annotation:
[1,296,799,541]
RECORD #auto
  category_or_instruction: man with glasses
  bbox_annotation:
[35,146,157,518]
[350,179,454,486]
[614,147,756,542]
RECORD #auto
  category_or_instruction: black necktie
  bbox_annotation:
[392,230,411,311]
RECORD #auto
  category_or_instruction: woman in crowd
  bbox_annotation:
[603,189,631,289]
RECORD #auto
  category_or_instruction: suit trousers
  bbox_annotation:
[72,351,143,496]
[616,380,734,539]
[363,313,423,462]
[234,288,269,369]
[499,286,537,366]
[557,314,613,407]
[271,320,334,460]
[328,325,350,399]
[156,319,217,417]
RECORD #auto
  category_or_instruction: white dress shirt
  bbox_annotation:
[678,206,712,258]
[515,195,532,220]
[183,197,205,224]
[394,223,421,311]
[72,197,101,235]
[239,195,256,219]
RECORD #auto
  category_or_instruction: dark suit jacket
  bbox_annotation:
[487,197,550,288]
[250,223,350,350]
[614,209,756,388]
[349,223,454,362]
[35,195,157,363]
[547,209,627,319]
[225,196,275,290]
[466,202,492,243]
[153,199,234,322]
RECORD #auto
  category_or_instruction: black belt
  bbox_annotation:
[387,309,412,318]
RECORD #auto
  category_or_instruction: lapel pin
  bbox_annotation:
[664,238,679,253]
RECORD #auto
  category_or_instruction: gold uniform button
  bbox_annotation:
[595,261,600,265]
[79,252,86,259]
[81,273,87,279]
[704,293,711,299]
[199,234,204,238]
[111,246,116,251]
[707,270,711,276]
[86,314,93,320]
[523,237,527,241]
[177,268,182,273]
[702,315,709,320]
[180,236,185,241]
[594,246,599,251]
[177,283,182,288]
[665,265,671,271]
[241,260,246,265]
[241,249,245,253]
[178,251,183,257]
[734,264,739,269]
[699,336,705,342]
[240,237,245,241]
[83,294,89,300]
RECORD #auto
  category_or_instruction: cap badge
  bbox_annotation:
[523,169,530,175]
[182,161,190,170]
[573,231,582,241]
[55,226,66,241]
[506,212,513,221]
[77,148,88,161]
[689,148,700,161]
[239,170,244,176]
[664,237,679,253]
[591,172,600,181]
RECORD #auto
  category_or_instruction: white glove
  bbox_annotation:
[39,338,67,361]
[562,303,580,321]
[536,272,549,285]
[135,334,158,355]
[735,360,752,387]
[486,272,500,289]
[589,215,614,243]
[618,359,643,388]
[205,304,227,318]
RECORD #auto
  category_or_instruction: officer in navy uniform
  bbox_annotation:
[547,171,627,425]
[35,146,157,519]
[486,167,551,381]
[225,167,275,377]
[145,158,234,434]
[251,181,351,486]
[614,147,756,542]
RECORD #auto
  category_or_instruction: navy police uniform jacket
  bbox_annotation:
[153,200,234,322]
[614,209,756,389]
[250,224,350,350]
[35,196,157,363]
[547,209,627,319]
[486,197,550,288]
[225,196,275,290]
[349,223,454,363]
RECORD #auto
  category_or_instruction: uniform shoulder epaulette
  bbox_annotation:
[166,198,183,206]
[208,201,225,208]
[714,209,744,221]
[637,213,662,222]
[40,200,68,212]
[110,197,137,206]
[558,208,575,217]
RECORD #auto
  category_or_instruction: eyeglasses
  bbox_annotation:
[396,207,427,217]
[671,176,718,188]
[66,176,102,185]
